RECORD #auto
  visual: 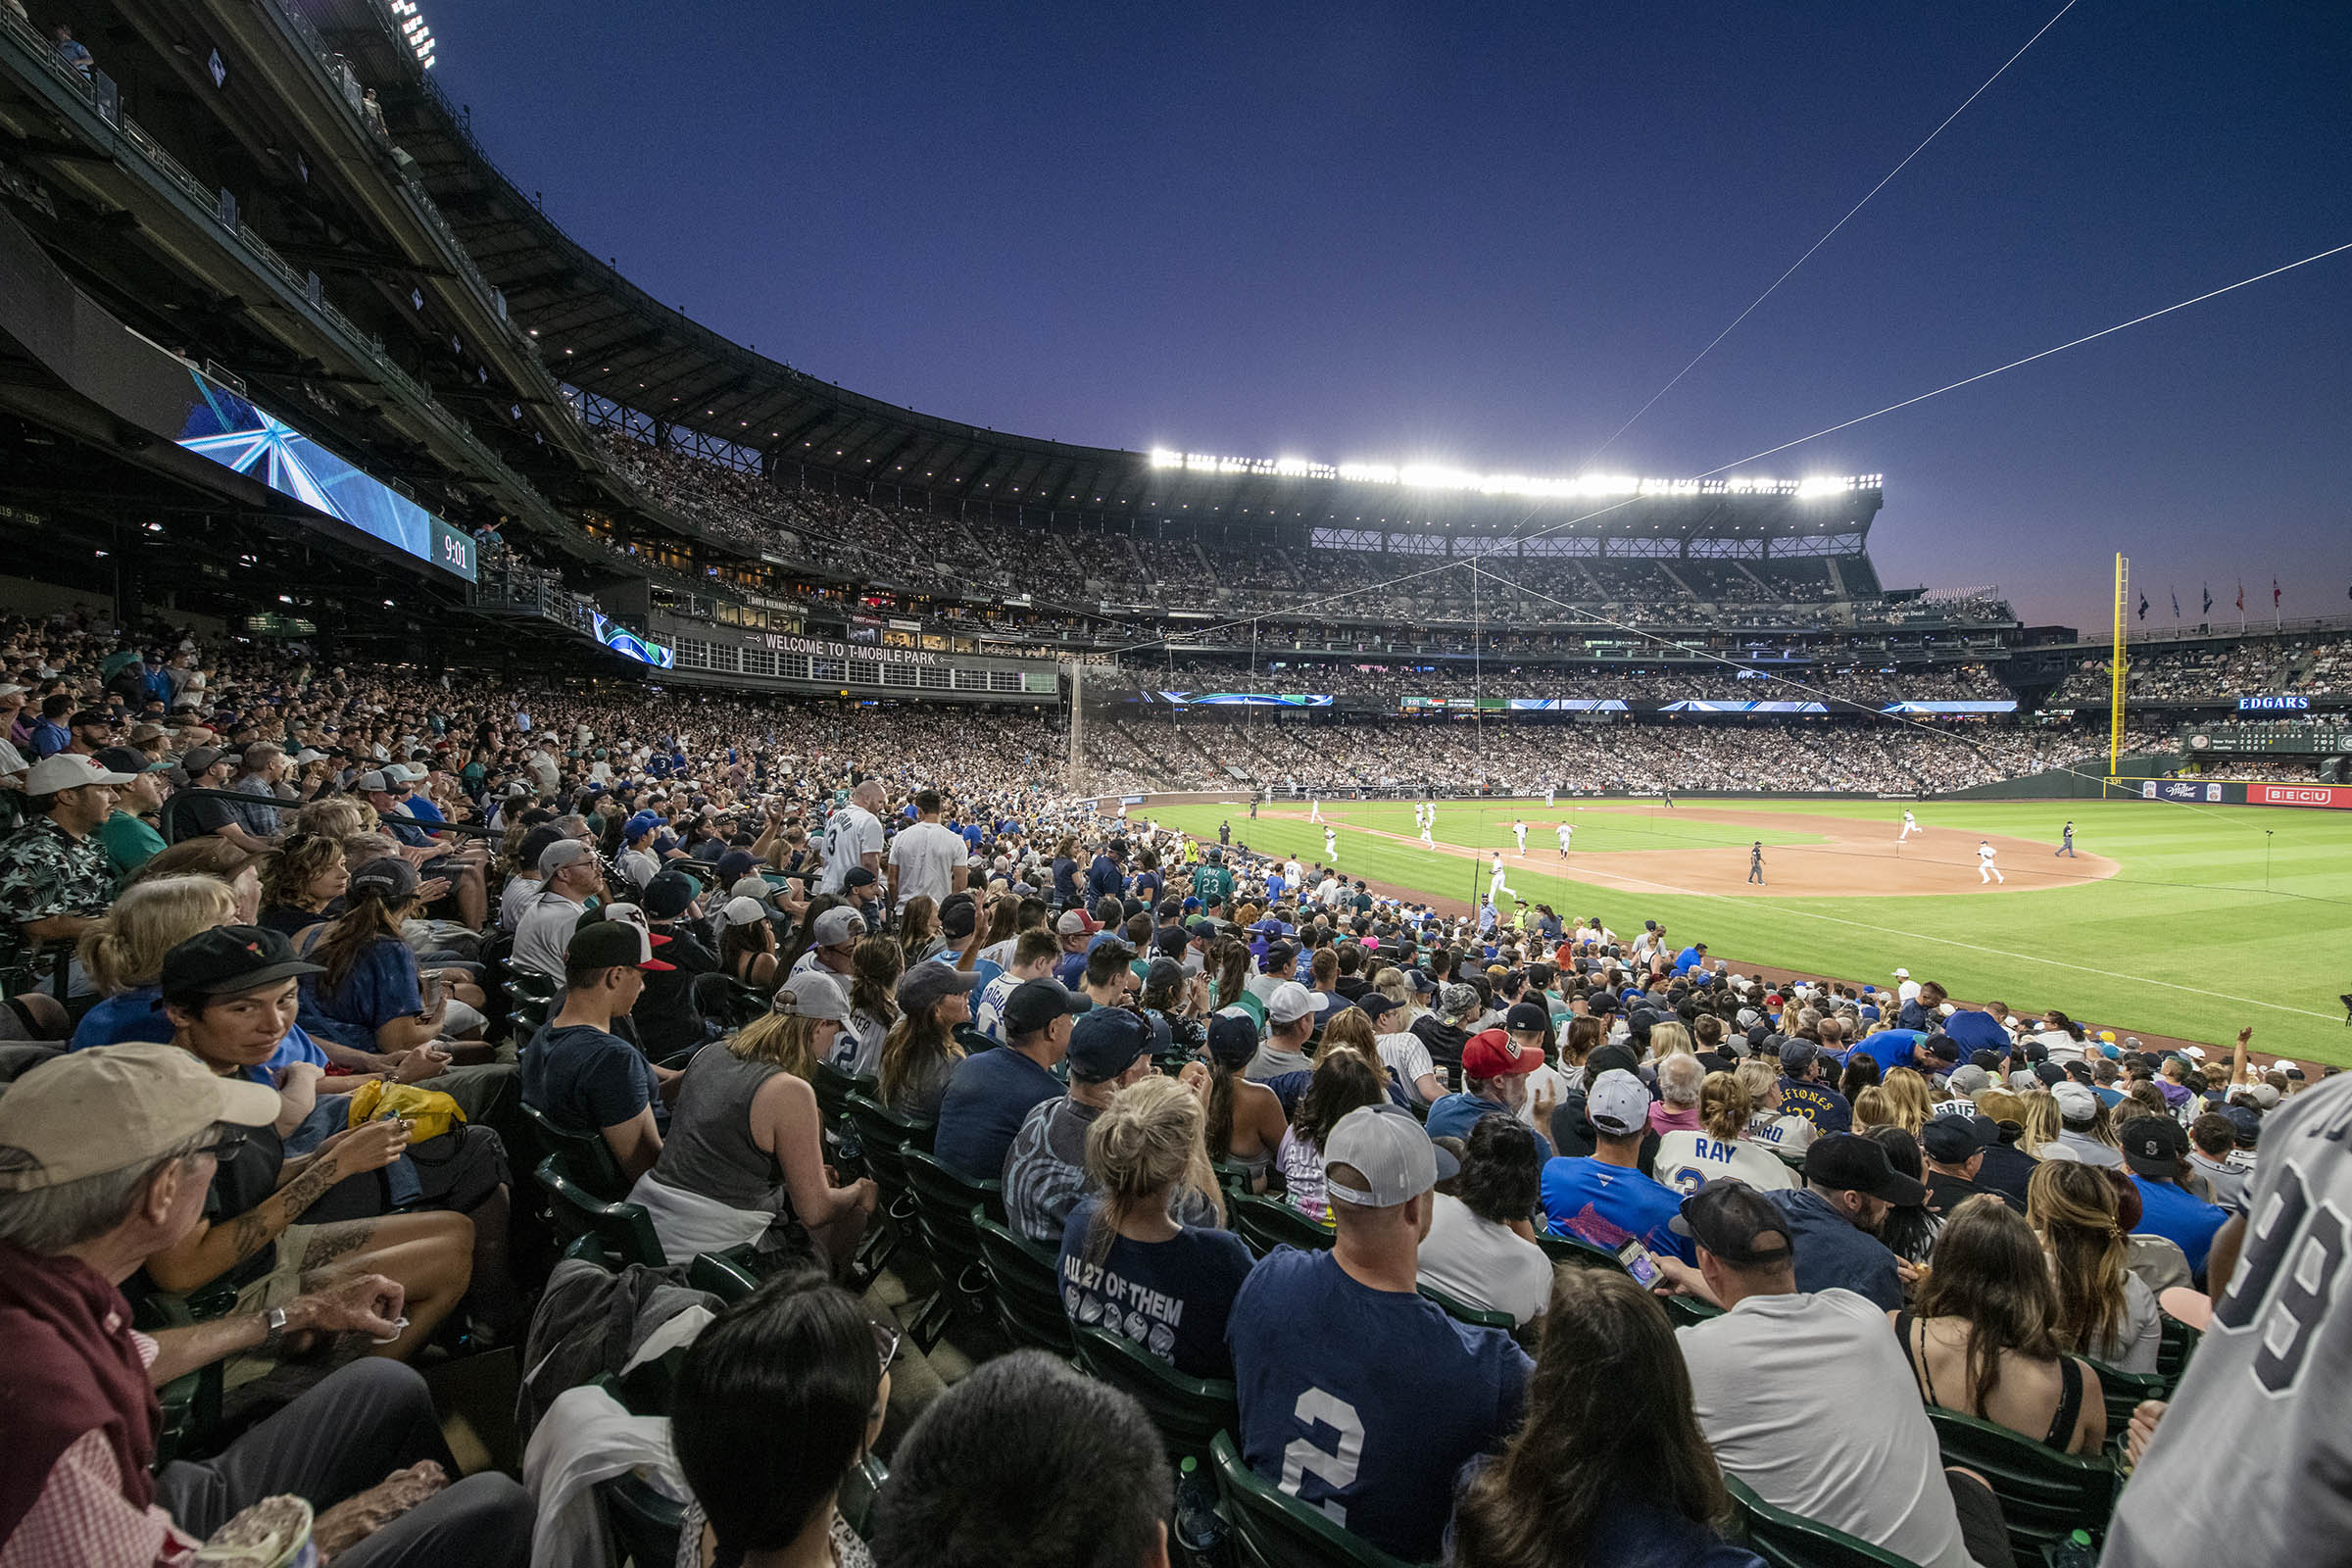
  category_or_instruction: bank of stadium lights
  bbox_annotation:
[1144,449,1878,500]
[388,0,435,69]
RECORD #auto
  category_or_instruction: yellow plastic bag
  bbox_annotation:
[344,1080,466,1144]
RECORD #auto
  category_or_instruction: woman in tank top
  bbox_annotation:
[635,971,877,1273]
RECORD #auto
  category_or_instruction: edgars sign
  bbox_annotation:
[2237,695,2310,711]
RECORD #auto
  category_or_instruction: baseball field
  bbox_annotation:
[1138,796,2352,1065]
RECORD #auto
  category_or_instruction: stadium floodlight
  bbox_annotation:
[1146,445,1879,502]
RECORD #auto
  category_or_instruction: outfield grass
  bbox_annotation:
[1146,797,2352,1062]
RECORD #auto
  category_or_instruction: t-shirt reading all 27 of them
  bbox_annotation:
[1056,1199,1254,1379]
[2103,1073,2352,1568]
[1228,1247,1530,1563]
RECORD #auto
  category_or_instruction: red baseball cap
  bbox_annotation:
[1461,1027,1539,1080]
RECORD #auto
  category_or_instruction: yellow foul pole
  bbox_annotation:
[2109,553,2129,781]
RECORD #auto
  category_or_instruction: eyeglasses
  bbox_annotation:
[191,1131,248,1163]
[870,1319,902,1375]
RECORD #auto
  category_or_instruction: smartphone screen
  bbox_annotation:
[1616,1239,1662,1289]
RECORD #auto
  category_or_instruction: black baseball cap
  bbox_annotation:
[1920,1115,1992,1164]
[1924,1037,1961,1064]
[1804,1133,1927,1205]
[347,856,418,902]
[1358,993,1400,1026]
[1503,1001,1550,1033]
[1067,1006,1152,1083]
[1671,1179,1793,1266]
[2118,1116,2188,1178]
[160,924,324,1001]
[565,920,674,972]
[93,745,167,775]
[1003,977,1090,1039]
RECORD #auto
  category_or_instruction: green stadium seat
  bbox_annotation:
[2155,1313,2200,1388]
[954,1023,999,1056]
[2085,1359,2167,1437]
[901,1148,1003,1349]
[1925,1405,2119,1559]
[1537,1229,1627,1272]
[1231,1192,1335,1257]
[1208,1431,1416,1568]
[597,1471,684,1568]
[1415,1281,1515,1333]
[1722,1473,1927,1568]
[1070,1323,1239,1466]
[844,1091,930,1278]
[974,1210,1076,1355]
[686,1245,763,1304]
[839,1453,889,1542]
[811,1060,874,1131]
[534,1154,665,1269]
[1663,1294,1725,1329]
[519,1098,630,1201]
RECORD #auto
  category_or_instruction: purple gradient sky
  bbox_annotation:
[431,1,2350,633]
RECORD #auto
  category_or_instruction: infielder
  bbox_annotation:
[1555,821,1574,858]
[1420,817,1436,848]
[2056,819,2076,858]
[1308,796,1323,823]
[1324,825,1338,863]
[1512,819,1528,853]
[1978,839,2003,884]
[1488,852,1514,905]
[1898,809,1919,843]
[1748,841,1765,885]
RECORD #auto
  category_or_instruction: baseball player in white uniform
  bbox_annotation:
[1324,825,1338,863]
[1555,821,1574,858]
[1512,819,1528,853]
[1898,809,1919,842]
[1308,796,1322,823]
[1419,816,1436,848]
[1977,840,2003,883]
[1544,787,1556,808]
[1488,852,1514,904]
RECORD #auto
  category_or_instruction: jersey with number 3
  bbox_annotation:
[1228,1247,1530,1562]
[2103,1073,2352,1565]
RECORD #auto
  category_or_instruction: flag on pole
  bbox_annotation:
[2202,585,2212,614]
[2137,592,2148,621]
[2171,589,2180,617]
[2236,582,2245,613]
[2274,578,2282,608]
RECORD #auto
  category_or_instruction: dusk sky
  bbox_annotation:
[432,1,2349,634]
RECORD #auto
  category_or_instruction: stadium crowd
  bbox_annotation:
[2055,633,2352,704]
[1083,714,2180,797]
[0,599,2329,1568]
[1120,658,2012,705]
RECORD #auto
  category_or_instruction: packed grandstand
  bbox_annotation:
[0,7,2347,1568]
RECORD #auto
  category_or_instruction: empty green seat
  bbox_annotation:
[534,1154,665,1268]
[974,1210,1076,1355]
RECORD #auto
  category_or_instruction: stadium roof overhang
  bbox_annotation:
[294,0,1880,544]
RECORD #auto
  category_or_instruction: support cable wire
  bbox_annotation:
[1103,235,2352,662]
[1583,0,2085,465]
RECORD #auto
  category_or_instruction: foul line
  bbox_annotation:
[1246,804,2333,1023]
[1503,855,2332,1023]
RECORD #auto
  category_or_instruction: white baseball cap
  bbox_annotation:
[1587,1068,1651,1137]
[24,753,136,796]
[1266,981,1317,1026]
[1322,1103,1457,1207]
[719,895,770,928]
[2053,1082,2099,1123]
[1891,967,1910,979]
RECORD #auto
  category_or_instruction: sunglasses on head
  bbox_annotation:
[191,1130,248,1163]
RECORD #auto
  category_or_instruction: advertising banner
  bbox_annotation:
[1155,692,1333,708]
[2253,783,2350,809]
[1881,701,2019,714]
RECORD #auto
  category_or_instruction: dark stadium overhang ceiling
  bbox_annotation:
[294,0,1881,542]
